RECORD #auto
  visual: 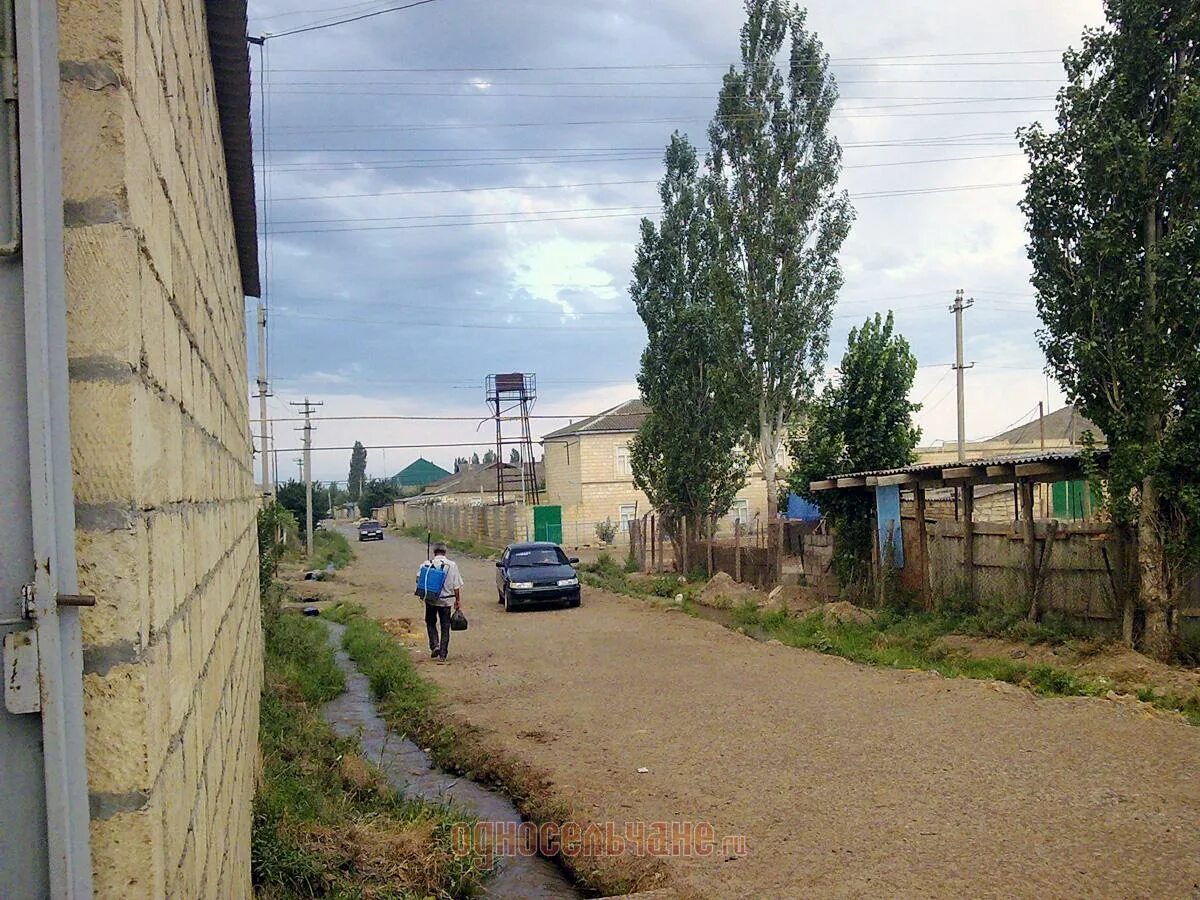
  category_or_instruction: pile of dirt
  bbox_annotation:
[696,572,764,609]
[1076,646,1200,700]
[760,585,825,616]
[810,601,878,626]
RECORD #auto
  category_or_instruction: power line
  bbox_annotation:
[264,182,1024,234]
[267,154,1024,202]
[267,414,586,422]
[269,202,660,226]
[266,50,1064,72]
[262,0,447,39]
[264,108,1054,134]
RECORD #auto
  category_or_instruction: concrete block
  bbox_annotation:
[60,79,126,212]
[83,662,151,795]
[69,377,134,505]
[64,224,139,363]
[90,797,165,899]
[76,525,147,649]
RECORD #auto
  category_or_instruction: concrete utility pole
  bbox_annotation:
[254,302,271,499]
[290,397,323,556]
[950,289,975,462]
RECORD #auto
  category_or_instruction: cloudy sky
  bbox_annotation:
[245,0,1107,485]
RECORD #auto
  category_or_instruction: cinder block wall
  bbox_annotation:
[59,0,261,894]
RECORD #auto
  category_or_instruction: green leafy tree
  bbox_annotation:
[787,312,921,585]
[348,441,367,499]
[629,133,748,549]
[276,479,331,536]
[708,0,854,517]
[357,477,399,519]
[1019,1,1199,660]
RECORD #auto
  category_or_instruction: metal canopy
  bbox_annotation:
[809,449,1105,492]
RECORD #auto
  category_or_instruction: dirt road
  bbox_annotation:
[325,529,1200,898]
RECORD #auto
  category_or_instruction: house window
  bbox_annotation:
[619,504,637,533]
[614,444,632,477]
[728,499,749,526]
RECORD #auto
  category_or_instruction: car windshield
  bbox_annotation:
[360,522,380,528]
[508,547,567,567]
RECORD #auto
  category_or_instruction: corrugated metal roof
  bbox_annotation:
[206,0,260,297]
[824,448,1103,481]
[541,399,648,440]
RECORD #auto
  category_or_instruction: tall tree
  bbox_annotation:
[1019,0,1199,660]
[787,312,921,585]
[629,134,748,548]
[708,0,853,516]
[357,477,399,519]
[348,441,367,500]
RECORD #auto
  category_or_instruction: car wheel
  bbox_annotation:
[504,591,517,613]
[569,595,581,608]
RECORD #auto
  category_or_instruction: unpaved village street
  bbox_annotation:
[319,530,1200,898]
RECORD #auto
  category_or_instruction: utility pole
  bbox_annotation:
[950,289,975,462]
[254,302,272,499]
[290,397,323,557]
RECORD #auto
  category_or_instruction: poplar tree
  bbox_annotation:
[708,0,853,516]
[1019,0,1198,660]
[630,134,748,548]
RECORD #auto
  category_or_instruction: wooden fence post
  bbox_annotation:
[1020,479,1038,620]
[734,521,742,582]
[915,485,931,609]
[681,515,689,575]
[962,484,976,604]
[649,514,656,572]
[706,516,714,578]
[1031,519,1061,620]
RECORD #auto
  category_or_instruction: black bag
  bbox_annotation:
[449,608,468,631]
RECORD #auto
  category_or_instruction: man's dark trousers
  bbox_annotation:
[425,602,451,657]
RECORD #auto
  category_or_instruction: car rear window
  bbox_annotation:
[508,547,567,566]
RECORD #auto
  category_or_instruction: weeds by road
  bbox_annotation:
[323,602,668,897]
[715,602,1200,725]
[309,529,354,570]
[253,609,490,898]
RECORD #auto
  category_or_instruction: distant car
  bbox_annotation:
[495,542,581,611]
[357,520,384,542]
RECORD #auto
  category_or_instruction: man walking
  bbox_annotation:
[424,542,463,662]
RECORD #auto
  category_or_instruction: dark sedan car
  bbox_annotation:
[496,542,581,611]
[357,520,384,542]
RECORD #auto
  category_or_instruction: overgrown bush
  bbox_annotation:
[595,518,617,544]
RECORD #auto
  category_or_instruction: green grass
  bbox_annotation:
[711,602,1200,722]
[253,609,491,897]
[310,529,354,570]
[397,524,499,559]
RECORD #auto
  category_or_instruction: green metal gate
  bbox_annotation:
[533,505,563,543]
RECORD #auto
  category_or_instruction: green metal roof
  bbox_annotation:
[390,457,452,487]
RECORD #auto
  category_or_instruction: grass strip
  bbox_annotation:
[707,601,1200,725]
[310,529,355,570]
[324,602,670,897]
[253,610,491,898]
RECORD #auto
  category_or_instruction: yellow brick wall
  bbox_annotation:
[545,432,772,548]
[59,0,261,894]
